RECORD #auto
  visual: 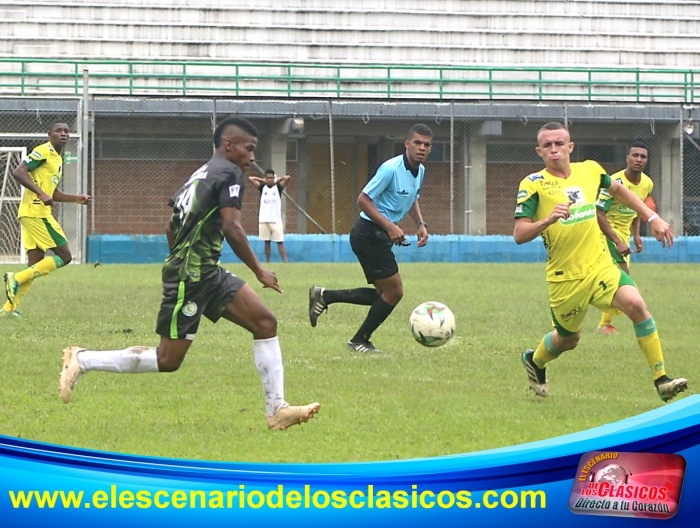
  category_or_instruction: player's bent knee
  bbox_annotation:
[156,354,185,372]
[390,288,404,304]
[55,250,72,265]
[556,333,580,351]
[618,294,649,320]
[252,311,277,339]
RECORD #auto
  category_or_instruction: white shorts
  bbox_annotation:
[259,222,284,242]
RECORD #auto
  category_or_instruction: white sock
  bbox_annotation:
[77,346,160,373]
[253,336,287,415]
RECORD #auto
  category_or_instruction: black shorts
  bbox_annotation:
[155,267,246,340]
[349,218,399,284]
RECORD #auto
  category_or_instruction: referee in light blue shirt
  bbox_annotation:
[307,123,433,353]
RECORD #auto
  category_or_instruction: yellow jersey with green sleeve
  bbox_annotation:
[514,160,613,282]
[595,169,653,244]
[17,141,64,219]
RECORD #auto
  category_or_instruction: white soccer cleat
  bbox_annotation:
[655,376,688,403]
[266,402,321,431]
[59,346,86,403]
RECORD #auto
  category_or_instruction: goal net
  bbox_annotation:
[0,147,27,264]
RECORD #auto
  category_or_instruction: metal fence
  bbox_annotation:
[1,96,699,263]
[85,99,699,238]
[2,59,700,103]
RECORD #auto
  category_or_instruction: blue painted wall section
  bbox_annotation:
[87,234,700,264]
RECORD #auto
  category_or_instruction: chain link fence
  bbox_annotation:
[683,135,700,236]
[2,97,699,265]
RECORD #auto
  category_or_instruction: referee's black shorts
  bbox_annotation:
[349,218,399,284]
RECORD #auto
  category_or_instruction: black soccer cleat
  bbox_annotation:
[308,286,327,328]
[522,349,549,397]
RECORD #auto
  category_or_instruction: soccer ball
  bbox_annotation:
[409,301,455,347]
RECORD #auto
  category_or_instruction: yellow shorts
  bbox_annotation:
[20,216,68,252]
[548,263,633,336]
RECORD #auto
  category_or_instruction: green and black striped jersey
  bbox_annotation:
[162,156,245,283]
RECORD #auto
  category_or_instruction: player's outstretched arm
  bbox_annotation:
[53,188,90,205]
[220,206,282,293]
[607,180,673,248]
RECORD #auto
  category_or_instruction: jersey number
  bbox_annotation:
[174,166,207,223]
[174,184,196,222]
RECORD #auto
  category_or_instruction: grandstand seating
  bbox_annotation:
[1,0,700,68]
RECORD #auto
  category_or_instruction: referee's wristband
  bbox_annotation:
[647,213,659,223]
[417,221,428,228]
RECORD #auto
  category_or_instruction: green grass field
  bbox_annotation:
[0,262,697,463]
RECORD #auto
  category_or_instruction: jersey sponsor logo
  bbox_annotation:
[560,203,596,225]
[560,305,583,321]
[527,173,544,181]
[397,190,410,196]
[517,189,528,200]
[229,184,241,198]
[615,205,636,215]
[514,204,524,215]
[182,301,198,317]
[565,186,585,205]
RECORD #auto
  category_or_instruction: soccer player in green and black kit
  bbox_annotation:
[59,117,320,431]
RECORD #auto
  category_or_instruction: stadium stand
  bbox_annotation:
[1,0,700,67]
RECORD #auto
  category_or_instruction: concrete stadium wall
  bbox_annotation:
[87,234,700,265]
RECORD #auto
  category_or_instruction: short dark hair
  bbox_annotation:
[628,140,649,154]
[49,122,69,132]
[408,123,433,138]
[213,117,258,148]
[264,169,275,176]
[538,121,567,134]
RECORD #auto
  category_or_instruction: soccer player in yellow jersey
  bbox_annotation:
[2,122,90,317]
[514,122,687,402]
[595,141,653,334]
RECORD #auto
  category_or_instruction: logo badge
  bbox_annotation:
[560,203,596,225]
[569,451,686,520]
[229,184,241,198]
[182,301,198,317]
[565,186,585,205]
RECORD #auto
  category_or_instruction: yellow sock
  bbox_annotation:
[14,255,64,284]
[12,281,32,310]
[3,281,31,312]
[599,311,614,327]
[532,331,562,368]
[634,318,665,381]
